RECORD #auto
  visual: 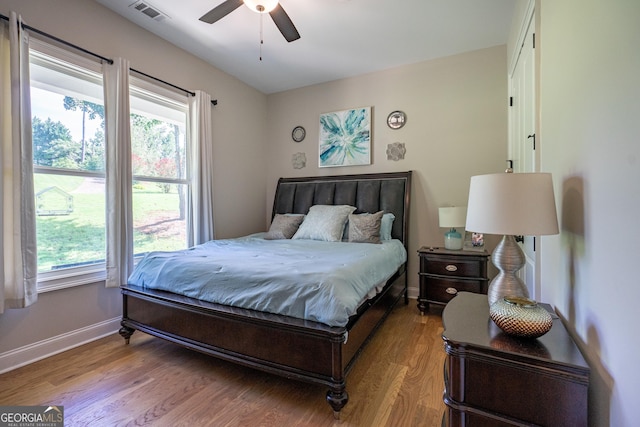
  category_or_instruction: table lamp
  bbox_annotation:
[438,206,467,250]
[465,172,559,305]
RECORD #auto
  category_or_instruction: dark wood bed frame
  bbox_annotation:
[119,171,412,416]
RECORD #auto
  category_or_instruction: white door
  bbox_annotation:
[508,11,539,299]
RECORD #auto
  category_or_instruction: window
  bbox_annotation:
[29,41,107,284]
[29,41,191,290]
[130,79,190,256]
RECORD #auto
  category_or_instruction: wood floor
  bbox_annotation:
[0,302,445,426]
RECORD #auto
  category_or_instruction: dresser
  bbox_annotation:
[417,247,489,314]
[441,292,590,426]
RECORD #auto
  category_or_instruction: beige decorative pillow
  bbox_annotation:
[348,211,383,243]
[264,214,305,240]
[292,205,356,242]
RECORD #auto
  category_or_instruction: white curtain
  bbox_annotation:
[0,13,37,313]
[104,57,133,288]
[187,90,215,246]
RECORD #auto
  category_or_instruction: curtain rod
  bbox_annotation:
[1,13,112,64]
[1,13,218,106]
[131,68,218,106]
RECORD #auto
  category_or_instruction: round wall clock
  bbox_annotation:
[292,126,306,142]
[387,111,406,129]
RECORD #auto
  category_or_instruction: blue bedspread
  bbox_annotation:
[127,234,407,327]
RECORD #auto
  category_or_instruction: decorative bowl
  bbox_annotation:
[489,296,553,338]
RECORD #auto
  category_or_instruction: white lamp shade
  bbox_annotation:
[439,207,467,228]
[244,0,279,13]
[465,173,559,236]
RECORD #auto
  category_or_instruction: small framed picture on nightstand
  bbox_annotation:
[463,231,485,252]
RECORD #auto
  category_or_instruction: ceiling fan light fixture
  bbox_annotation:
[243,0,279,14]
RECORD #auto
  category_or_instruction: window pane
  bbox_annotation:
[35,174,106,272]
[131,83,189,257]
[30,59,105,172]
[130,113,186,180]
[30,46,107,274]
[133,182,187,255]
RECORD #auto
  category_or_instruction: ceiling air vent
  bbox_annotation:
[129,1,170,22]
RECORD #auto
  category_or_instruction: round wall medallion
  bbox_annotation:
[387,111,406,129]
[292,126,306,142]
[386,142,406,161]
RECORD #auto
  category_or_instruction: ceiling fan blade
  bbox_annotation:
[269,4,301,42]
[199,0,244,24]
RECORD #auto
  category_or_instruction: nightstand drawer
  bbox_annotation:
[417,247,490,313]
[420,255,483,278]
[423,276,485,303]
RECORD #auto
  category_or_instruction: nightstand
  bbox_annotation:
[441,292,589,426]
[417,247,489,314]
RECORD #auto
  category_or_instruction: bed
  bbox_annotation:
[119,171,412,416]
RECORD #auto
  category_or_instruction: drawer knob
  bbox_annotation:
[446,287,458,295]
[445,264,458,272]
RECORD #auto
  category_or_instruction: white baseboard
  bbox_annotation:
[0,317,121,374]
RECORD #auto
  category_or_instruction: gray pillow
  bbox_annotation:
[292,205,356,242]
[264,214,305,240]
[342,212,396,241]
[348,211,383,243]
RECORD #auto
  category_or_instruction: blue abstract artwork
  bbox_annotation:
[319,107,371,167]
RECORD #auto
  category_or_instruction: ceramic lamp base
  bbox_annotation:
[444,228,462,250]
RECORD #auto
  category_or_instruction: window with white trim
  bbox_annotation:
[29,41,107,289]
[29,41,191,291]
[129,78,190,256]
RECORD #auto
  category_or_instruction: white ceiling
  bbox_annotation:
[94,0,516,94]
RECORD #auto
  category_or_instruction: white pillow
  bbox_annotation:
[292,205,356,242]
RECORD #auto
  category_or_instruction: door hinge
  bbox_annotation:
[515,235,536,251]
[509,96,513,106]
[533,33,536,48]
[527,133,536,150]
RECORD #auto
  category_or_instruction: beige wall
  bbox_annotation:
[3,0,638,424]
[0,0,267,364]
[266,46,508,296]
[533,0,640,425]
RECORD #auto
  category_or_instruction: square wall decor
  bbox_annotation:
[319,107,371,167]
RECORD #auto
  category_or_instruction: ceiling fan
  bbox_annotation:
[199,0,301,42]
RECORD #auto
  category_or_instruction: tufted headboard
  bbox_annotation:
[272,171,412,250]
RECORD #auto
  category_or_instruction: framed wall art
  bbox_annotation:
[463,231,485,252]
[319,107,371,167]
